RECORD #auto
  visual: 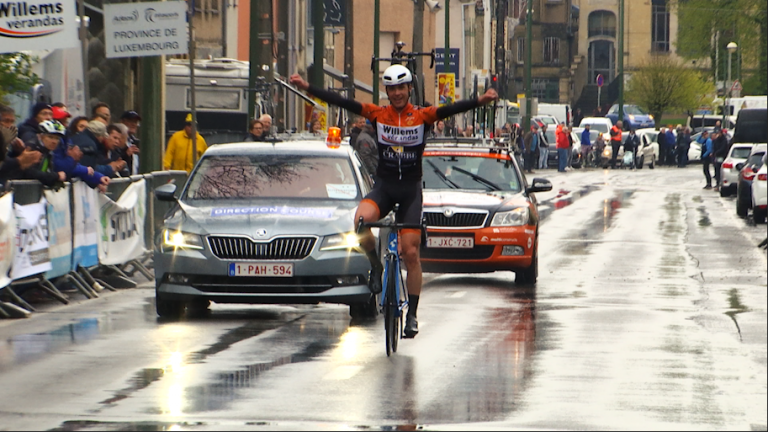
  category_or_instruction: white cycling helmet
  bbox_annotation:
[382,64,412,86]
[38,120,66,136]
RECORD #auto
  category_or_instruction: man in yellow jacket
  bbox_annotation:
[163,113,207,173]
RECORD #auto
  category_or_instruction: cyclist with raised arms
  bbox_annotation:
[290,66,498,337]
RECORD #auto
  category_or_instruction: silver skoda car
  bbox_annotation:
[153,141,376,319]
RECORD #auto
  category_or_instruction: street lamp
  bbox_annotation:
[726,41,738,121]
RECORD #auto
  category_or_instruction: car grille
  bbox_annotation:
[424,212,487,228]
[189,275,334,294]
[207,236,316,260]
[420,245,495,260]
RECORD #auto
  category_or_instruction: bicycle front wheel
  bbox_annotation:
[384,254,398,356]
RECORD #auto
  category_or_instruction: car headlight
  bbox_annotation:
[320,233,361,251]
[649,114,654,120]
[491,208,529,226]
[603,147,611,157]
[163,229,203,250]
[629,114,635,121]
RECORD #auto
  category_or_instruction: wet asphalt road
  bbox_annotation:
[0,166,766,431]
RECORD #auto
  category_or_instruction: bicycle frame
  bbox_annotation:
[380,230,408,316]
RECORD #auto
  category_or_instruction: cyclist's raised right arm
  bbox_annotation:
[306,84,365,115]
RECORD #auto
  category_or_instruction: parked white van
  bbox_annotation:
[537,103,572,126]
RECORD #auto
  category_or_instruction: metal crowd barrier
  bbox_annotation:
[0,170,188,318]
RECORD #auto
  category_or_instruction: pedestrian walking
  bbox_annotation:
[523,123,539,174]
[566,126,574,170]
[657,127,667,166]
[538,124,550,169]
[712,130,729,190]
[698,131,714,189]
[624,128,640,169]
[609,121,623,169]
[677,127,691,168]
[664,126,676,166]
[163,113,208,173]
[556,124,570,172]
[580,124,592,165]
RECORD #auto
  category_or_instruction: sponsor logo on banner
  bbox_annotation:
[0,193,16,289]
[72,181,99,269]
[0,0,78,53]
[12,197,52,280]
[97,180,147,265]
[44,186,72,279]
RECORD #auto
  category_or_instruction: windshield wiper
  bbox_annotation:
[426,160,459,189]
[450,166,501,191]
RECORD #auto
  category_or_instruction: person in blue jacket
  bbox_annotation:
[698,130,714,189]
[53,138,110,192]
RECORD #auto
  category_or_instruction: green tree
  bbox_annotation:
[0,53,39,103]
[626,57,714,126]
[674,0,767,95]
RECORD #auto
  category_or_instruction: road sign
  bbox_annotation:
[596,74,604,87]
[731,80,742,92]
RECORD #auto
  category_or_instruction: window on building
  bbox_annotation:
[532,79,559,103]
[543,37,560,64]
[510,0,522,19]
[517,37,525,63]
[588,10,616,38]
[652,0,670,52]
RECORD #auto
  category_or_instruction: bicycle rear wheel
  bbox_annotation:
[384,255,398,356]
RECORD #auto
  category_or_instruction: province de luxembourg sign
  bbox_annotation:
[104,1,187,59]
[0,0,78,53]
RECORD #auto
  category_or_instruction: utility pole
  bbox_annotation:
[310,0,324,88]
[249,0,271,122]
[188,0,198,165]
[413,0,425,100]
[445,0,450,75]
[78,0,89,113]
[617,0,624,125]
[494,0,506,97]
[139,57,163,173]
[373,0,380,104]
[523,0,532,131]
[344,0,355,108]
[276,0,289,132]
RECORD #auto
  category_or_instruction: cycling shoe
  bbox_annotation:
[368,265,383,294]
[403,314,419,338]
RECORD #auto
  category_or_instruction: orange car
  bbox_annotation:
[420,143,552,283]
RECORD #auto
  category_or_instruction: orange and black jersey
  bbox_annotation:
[307,85,480,181]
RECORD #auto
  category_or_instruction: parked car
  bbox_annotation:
[720,144,755,197]
[634,128,660,169]
[735,144,767,218]
[688,129,733,163]
[752,155,767,223]
[153,139,379,319]
[605,104,655,130]
[420,142,552,284]
[579,117,613,134]
[533,115,559,128]
[687,114,735,134]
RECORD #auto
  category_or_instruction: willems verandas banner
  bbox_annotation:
[0,0,78,53]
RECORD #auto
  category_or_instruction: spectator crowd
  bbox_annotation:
[0,101,143,192]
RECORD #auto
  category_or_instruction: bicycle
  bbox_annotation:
[371,41,435,107]
[357,213,426,356]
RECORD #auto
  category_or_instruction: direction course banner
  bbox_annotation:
[72,181,99,270]
[98,180,147,265]
[0,0,79,53]
[0,193,16,289]
[44,186,72,279]
[12,196,52,280]
[104,1,187,59]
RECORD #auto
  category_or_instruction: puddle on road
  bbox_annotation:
[538,185,599,221]
[725,288,750,342]
[558,190,634,257]
[697,206,712,227]
[0,303,157,372]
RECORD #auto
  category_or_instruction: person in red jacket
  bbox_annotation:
[556,124,570,172]
[609,121,623,168]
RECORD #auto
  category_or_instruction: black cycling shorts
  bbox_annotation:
[362,179,423,225]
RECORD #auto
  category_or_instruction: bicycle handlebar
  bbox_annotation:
[356,216,425,234]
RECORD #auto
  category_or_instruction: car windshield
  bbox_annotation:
[184,155,359,200]
[423,155,522,192]
[731,147,753,159]
[625,106,647,115]
[582,122,609,133]
[538,117,557,125]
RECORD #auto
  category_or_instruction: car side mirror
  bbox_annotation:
[526,178,553,194]
[735,163,745,171]
[155,183,178,202]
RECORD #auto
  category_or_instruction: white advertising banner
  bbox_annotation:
[12,197,52,280]
[0,193,16,289]
[44,185,72,279]
[72,181,99,270]
[98,180,147,265]
[104,1,187,59]
[0,0,79,53]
